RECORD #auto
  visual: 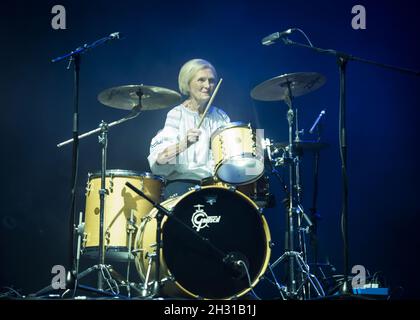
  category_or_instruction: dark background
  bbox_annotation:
[1,0,419,299]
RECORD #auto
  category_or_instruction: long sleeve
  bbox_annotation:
[147,104,230,181]
[147,108,182,177]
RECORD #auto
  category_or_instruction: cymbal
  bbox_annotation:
[250,72,326,101]
[273,140,329,152]
[98,85,182,111]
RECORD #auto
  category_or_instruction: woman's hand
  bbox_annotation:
[184,128,201,146]
[156,128,201,165]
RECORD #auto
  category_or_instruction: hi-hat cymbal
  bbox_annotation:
[251,72,326,101]
[98,85,182,111]
[273,140,329,152]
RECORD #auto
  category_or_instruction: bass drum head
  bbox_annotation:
[162,186,270,299]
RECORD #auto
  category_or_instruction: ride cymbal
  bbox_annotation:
[251,72,326,101]
[98,85,182,111]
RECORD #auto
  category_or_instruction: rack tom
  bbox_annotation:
[211,122,264,185]
[82,169,165,261]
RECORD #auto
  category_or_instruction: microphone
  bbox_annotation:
[309,110,326,134]
[109,32,122,40]
[261,28,296,46]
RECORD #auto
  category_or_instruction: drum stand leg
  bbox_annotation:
[139,252,157,298]
[71,262,144,299]
[270,251,325,299]
[72,122,129,297]
[72,211,85,296]
[267,87,325,300]
[124,210,137,298]
[150,210,164,298]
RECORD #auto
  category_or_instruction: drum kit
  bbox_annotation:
[57,71,329,300]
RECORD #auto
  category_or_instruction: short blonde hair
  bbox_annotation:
[178,59,217,96]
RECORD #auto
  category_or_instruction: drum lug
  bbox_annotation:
[228,185,236,192]
[168,193,179,200]
[109,173,114,193]
[219,135,225,157]
[85,181,91,196]
[269,240,275,248]
[141,214,151,223]
[105,230,111,245]
[82,233,88,248]
[258,207,264,215]
[249,129,257,156]
[190,185,201,192]
[163,275,175,283]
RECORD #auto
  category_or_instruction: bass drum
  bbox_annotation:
[134,186,271,299]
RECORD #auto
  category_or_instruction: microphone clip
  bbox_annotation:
[223,252,248,279]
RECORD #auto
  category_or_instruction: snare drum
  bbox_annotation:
[134,185,271,299]
[211,122,264,185]
[83,170,165,261]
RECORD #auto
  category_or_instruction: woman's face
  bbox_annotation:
[188,68,216,104]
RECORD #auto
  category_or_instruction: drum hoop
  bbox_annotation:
[182,185,260,209]
[166,185,272,299]
[88,169,166,183]
[210,121,250,142]
[135,185,272,299]
[213,154,265,185]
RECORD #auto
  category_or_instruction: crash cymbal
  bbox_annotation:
[250,72,326,101]
[98,85,182,111]
[273,140,329,152]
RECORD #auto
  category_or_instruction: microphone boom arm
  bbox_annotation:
[282,38,420,76]
[51,32,122,63]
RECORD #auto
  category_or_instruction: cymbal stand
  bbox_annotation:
[293,105,308,298]
[309,118,323,266]
[75,120,120,292]
[270,82,324,299]
[55,104,143,297]
[139,250,157,297]
[30,111,144,299]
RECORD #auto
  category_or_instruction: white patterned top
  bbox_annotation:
[148,104,230,181]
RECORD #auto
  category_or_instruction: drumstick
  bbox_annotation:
[197,78,223,129]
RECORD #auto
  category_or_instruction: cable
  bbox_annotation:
[0,287,24,299]
[295,28,314,47]
[238,261,262,300]
[267,264,287,300]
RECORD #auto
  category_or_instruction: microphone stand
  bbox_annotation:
[51,33,123,292]
[309,121,323,266]
[280,36,419,295]
[29,107,143,299]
